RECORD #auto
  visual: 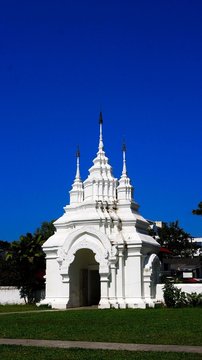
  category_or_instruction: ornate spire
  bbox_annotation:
[83,112,117,203]
[122,140,127,176]
[69,146,84,205]
[98,111,104,151]
[117,141,134,203]
[75,145,81,180]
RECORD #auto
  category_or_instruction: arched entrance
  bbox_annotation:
[69,249,100,307]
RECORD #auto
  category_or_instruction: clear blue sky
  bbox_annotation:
[0,0,201,241]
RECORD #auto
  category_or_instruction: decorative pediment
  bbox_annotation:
[63,225,112,253]
[57,230,111,277]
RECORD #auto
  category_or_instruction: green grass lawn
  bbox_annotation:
[0,304,50,313]
[0,346,201,360]
[0,308,201,346]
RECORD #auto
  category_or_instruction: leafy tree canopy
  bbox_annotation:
[192,201,202,215]
[34,220,56,240]
[4,220,55,303]
[0,240,18,286]
[149,220,198,258]
[0,240,11,254]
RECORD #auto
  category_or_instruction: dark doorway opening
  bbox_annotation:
[69,248,100,307]
[81,269,100,306]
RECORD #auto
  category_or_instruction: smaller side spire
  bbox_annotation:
[117,140,134,203]
[76,145,80,157]
[75,145,81,180]
[98,111,104,151]
[122,140,127,176]
[69,145,84,205]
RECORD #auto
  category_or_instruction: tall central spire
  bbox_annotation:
[83,112,117,203]
[98,111,104,151]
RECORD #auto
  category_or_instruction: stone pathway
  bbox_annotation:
[0,338,202,354]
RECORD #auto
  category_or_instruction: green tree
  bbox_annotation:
[5,221,55,303]
[34,220,56,240]
[0,240,19,286]
[150,220,198,258]
[163,281,187,308]
[192,202,202,215]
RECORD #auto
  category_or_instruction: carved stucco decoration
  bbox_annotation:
[144,253,161,274]
[63,225,112,253]
[109,244,118,263]
[57,232,111,277]
[143,253,161,299]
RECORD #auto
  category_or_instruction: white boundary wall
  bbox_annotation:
[0,287,25,304]
[156,284,202,302]
[0,285,201,305]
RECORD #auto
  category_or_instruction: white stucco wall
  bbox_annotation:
[2,284,201,306]
[0,287,45,305]
[156,283,202,302]
[0,287,25,304]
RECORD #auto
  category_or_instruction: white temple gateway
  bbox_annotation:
[41,113,160,309]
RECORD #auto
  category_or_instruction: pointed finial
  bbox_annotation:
[99,111,103,124]
[122,139,126,153]
[76,145,80,158]
[75,145,81,180]
[122,138,127,176]
[98,112,104,151]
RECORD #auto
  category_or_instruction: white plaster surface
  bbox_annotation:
[0,287,25,304]
[41,115,160,309]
